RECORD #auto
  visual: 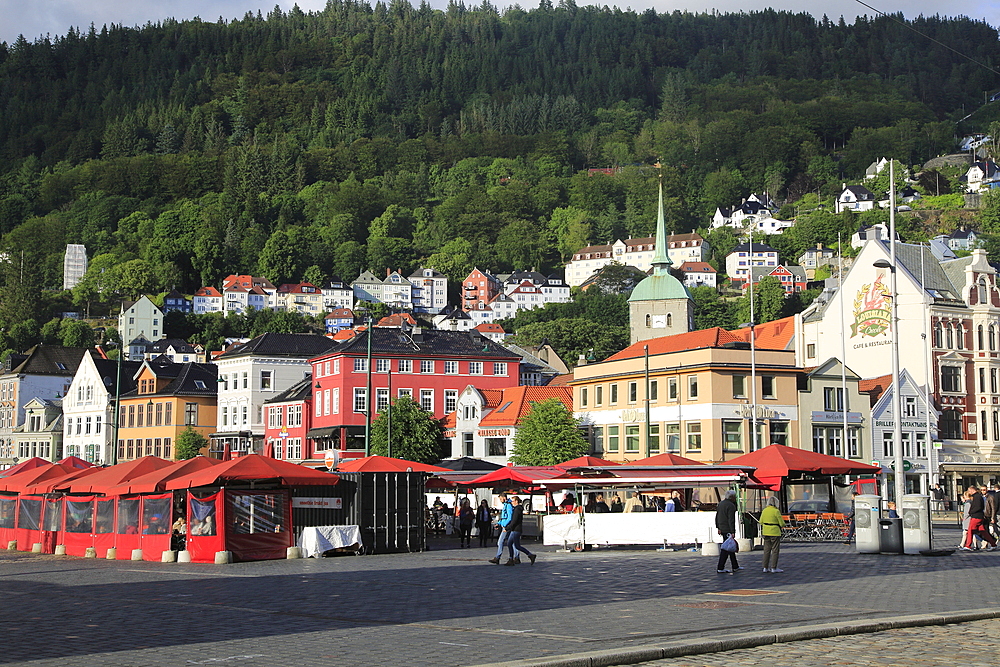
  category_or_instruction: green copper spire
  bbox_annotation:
[649,168,672,274]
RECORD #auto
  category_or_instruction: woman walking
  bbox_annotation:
[759,497,785,573]
[475,499,492,548]
[457,499,474,548]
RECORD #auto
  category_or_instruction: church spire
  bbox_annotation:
[649,164,672,274]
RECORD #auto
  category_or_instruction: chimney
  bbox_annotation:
[577,354,588,366]
[386,267,391,277]
[817,243,823,250]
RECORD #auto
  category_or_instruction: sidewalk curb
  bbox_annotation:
[470,609,1000,667]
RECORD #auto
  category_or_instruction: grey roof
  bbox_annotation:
[730,242,779,255]
[3,345,90,377]
[264,377,314,405]
[891,242,964,304]
[216,333,337,360]
[749,265,807,281]
[120,361,218,399]
[842,185,875,200]
[146,338,196,354]
[503,343,562,376]
[323,327,520,360]
[93,358,142,396]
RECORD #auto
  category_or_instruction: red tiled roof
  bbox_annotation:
[546,373,574,387]
[478,386,573,428]
[332,330,358,341]
[480,389,504,410]
[606,328,743,361]
[194,287,221,297]
[326,308,354,319]
[678,262,716,273]
[729,316,796,351]
[474,323,506,333]
[376,313,418,327]
[442,412,456,429]
[858,374,892,406]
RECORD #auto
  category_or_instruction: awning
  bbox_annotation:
[535,466,752,488]
[209,431,253,439]
[306,427,339,439]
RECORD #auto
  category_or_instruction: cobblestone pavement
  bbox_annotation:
[642,619,1000,666]
[1,524,997,667]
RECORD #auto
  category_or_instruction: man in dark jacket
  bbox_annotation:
[983,486,997,539]
[503,496,537,565]
[962,486,997,550]
[715,489,740,573]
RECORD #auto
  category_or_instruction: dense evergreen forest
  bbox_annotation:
[1,0,999,347]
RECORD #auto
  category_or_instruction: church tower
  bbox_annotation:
[628,171,694,344]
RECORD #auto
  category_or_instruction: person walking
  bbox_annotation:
[983,485,997,539]
[962,485,997,551]
[456,498,474,548]
[959,488,975,550]
[844,490,860,544]
[759,497,785,573]
[475,499,492,548]
[503,495,537,565]
[487,493,513,564]
[715,489,740,573]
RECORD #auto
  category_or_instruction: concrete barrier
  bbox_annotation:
[214,550,232,564]
[130,549,143,561]
[7,540,17,550]
[31,542,42,553]
[84,547,97,558]
[105,548,117,560]
[701,541,720,556]
[161,550,177,563]
[54,545,67,555]
[177,550,191,563]
[286,546,302,559]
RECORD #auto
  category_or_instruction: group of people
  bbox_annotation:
[715,491,786,574]
[487,493,537,566]
[960,484,999,551]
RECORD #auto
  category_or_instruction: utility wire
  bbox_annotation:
[855,0,1000,79]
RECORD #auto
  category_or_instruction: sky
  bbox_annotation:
[3,0,997,46]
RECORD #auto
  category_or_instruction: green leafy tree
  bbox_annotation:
[735,276,787,325]
[59,319,95,348]
[370,396,443,464]
[510,318,628,364]
[509,398,588,466]
[691,286,736,330]
[175,426,209,460]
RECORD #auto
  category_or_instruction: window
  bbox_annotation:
[354,358,368,373]
[610,384,619,404]
[376,388,390,411]
[823,387,844,412]
[332,387,339,414]
[155,403,163,426]
[665,423,680,452]
[607,425,619,452]
[915,432,927,458]
[445,390,458,413]
[268,406,281,429]
[981,367,987,393]
[941,366,962,392]
[95,416,102,434]
[463,433,474,456]
[883,432,895,458]
[353,388,368,414]
[993,368,998,394]
[826,428,842,457]
[903,397,917,418]
[979,325,985,350]
[686,422,702,452]
[806,343,816,358]
[995,410,1000,441]
[316,395,322,418]
[165,403,172,425]
[242,406,248,425]
[933,322,943,348]
[444,361,458,375]
[398,388,411,399]
[771,421,788,446]
[289,405,302,428]
[184,403,198,426]
[847,428,860,458]
[732,375,746,398]
[595,386,603,406]
[492,362,507,376]
[334,360,340,374]
[984,411,989,440]
[398,359,412,373]
[648,423,660,453]
[580,387,588,408]
[261,370,272,390]
[957,324,965,349]
[761,376,775,399]
[649,380,658,401]
[376,359,390,373]
[668,377,678,400]
[946,324,954,349]
[591,426,604,454]
[420,390,433,411]
[468,361,482,375]
[242,372,248,389]
[723,421,742,451]
[687,375,698,399]
[465,432,498,457]
[628,382,637,403]
[625,425,640,452]
[992,324,997,351]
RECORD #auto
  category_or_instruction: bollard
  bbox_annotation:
[736,538,753,552]
[177,550,191,563]
[130,549,143,561]
[31,543,42,553]
[161,550,177,563]
[701,541,720,556]
[214,550,232,565]
[54,545,67,556]
[105,548,117,560]
[7,540,17,550]
[84,547,97,558]
[286,546,302,559]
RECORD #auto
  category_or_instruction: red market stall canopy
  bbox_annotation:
[56,456,176,494]
[726,444,881,488]
[467,466,567,487]
[535,465,756,489]
[624,453,705,466]
[106,456,223,495]
[56,456,95,469]
[164,454,339,489]
[21,466,103,494]
[557,456,621,468]
[336,455,451,473]
[0,457,49,477]
[0,462,86,493]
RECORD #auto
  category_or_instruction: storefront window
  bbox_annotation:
[665,423,680,452]
[607,426,619,452]
[723,421,742,452]
[686,422,702,452]
[647,424,660,454]
[625,425,640,453]
[770,421,788,446]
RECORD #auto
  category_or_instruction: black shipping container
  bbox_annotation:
[291,472,427,555]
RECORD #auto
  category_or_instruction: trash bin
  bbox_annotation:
[901,494,932,554]
[854,495,881,554]
[878,517,903,554]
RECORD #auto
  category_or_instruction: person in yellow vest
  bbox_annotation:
[760,496,785,573]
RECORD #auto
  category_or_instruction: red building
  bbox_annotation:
[263,378,313,462]
[462,268,502,311]
[308,327,521,457]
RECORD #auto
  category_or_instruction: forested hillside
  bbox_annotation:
[0,1,998,335]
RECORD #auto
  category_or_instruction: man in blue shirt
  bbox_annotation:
[488,493,513,564]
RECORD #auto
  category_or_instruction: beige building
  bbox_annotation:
[572,328,800,463]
